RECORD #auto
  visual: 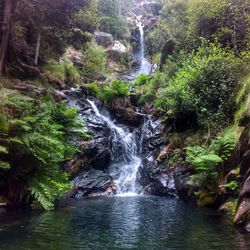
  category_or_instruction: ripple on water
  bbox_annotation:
[0,196,250,250]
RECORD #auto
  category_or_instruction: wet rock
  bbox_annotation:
[234,197,250,225]
[72,168,116,198]
[234,175,250,225]
[108,97,144,126]
[94,31,114,48]
[138,157,194,197]
[140,119,165,156]
[130,28,141,52]
[80,138,111,170]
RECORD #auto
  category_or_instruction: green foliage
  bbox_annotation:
[99,80,130,101]
[186,128,236,196]
[235,69,250,124]
[155,42,243,128]
[81,43,106,82]
[0,90,79,210]
[152,0,250,54]
[98,0,128,39]
[139,72,165,104]
[86,82,101,97]
[220,181,239,192]
[44,62,80,85]
[133,74,149,86]
[99,16,128,39]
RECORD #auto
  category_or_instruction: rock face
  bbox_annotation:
[65,89,193,199]
[130,27,141,52]
[72,169,116,198]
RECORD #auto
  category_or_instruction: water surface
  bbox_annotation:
[1,196,250,250]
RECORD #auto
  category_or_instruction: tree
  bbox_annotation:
[0,0,18,75]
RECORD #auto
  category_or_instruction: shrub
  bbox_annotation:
[81,43,106,82]
[155,42,243,129]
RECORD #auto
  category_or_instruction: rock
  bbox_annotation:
[51,89,68,101]
[108,97,144,126]
[94,31,114,48]
[160,40,175,71]
[234,197,250,225]
[80,138,111,170]
[72,168,116,197]
[234,175,250,225]
[107,41,133,65]
[64,47,84,67]
[198,191,216,206]
[156,144,172,162]
[140,119,165,156]
[65,158,90,177]
[130,27,141,52]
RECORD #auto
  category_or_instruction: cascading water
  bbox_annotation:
[121,20,154,80]
[87,99,142,195]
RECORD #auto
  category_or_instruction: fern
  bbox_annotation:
[99,80,130,101]
[0,90,79,210]
[186,128,236,200]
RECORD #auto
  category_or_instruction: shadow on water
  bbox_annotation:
[1,196,250,250]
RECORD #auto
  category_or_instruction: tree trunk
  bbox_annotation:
[0,0,14,76]
[34,29,41,65]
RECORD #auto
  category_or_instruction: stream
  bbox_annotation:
[1,21,250,250]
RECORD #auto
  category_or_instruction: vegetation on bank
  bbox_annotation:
[0,87,80,210]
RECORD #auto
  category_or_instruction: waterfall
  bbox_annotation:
[87,99,142,195]
[135,21,153,76]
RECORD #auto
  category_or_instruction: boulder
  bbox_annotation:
[108,97,144,126]
[107,41,133,65]
[72,168,116,198]
[234,175,250,225]
[94,31,114,48]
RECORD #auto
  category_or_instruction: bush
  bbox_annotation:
[138,71,166,104]
[81,43,106,82]
[155,42,243,129]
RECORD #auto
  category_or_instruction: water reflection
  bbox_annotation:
[0,196,250,250]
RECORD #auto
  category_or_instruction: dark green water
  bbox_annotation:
[0,196,250,250]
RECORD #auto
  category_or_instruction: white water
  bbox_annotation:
[123,21,154,80]
[87,99,142,195]
[84,21,155,196]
